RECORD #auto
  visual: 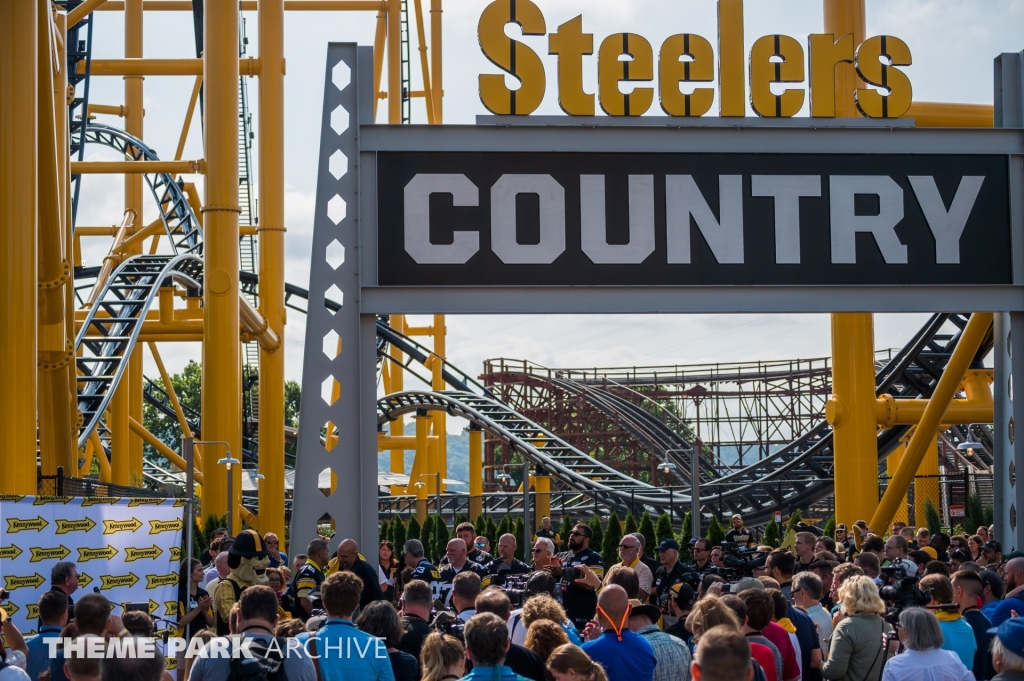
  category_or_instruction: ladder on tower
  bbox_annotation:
[400,0,411,123]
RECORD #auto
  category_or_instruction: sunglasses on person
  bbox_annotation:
[619,543,637,550]
[532,548,546,553]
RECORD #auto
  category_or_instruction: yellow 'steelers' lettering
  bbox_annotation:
[749,34,805,117]
[855,35,912,118]
[808,33,854,117]
[478,0,546,115]
[659,33,714,117]
[548,16,594,116]
[717,0,745,116]
[598,33,653,117]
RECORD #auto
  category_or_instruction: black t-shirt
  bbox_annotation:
[397,614,433,659]
[726,527,756,547]
[560,548,604,627]
[468,548,495,568]
[351,557,387,607]
[488,558,531,587]
[652,562,689,608]
[963,608,993,680]
[177,586,210,641]
[200,548,214,567]
[439,560,488,607]
[389,650,419,681]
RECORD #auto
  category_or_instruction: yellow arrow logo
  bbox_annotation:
[77,545,118,562]
[0,494,26,502]
[33,496,73,505]
[29,545,71,562]
[124,545,163,562]
[164,601,179,616]
[0,603,19,618]
[55,518,97,534]
[0,545,24,560]
[81,497,119,507]
[77,573,93,588]
[5,517,48,533]
[165,656,177,671]
[102,518,142,534]
[128,498,164,507]
[99,573,140,590]
[3,573,46,590]
[145,573,179,589]
[170,547,182,561]
[173,498,187,507]
[26,603,39,619]
[148,519,182,534]
[148,599,160,614]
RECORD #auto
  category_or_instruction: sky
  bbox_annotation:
[74,0,1023,429]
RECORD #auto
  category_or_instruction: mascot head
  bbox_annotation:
[228,529,270,585]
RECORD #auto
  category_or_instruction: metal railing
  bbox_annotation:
[38,467,177,499]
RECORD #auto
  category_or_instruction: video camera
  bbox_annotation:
[878,565,929,614]
[718,541,766,579]
[501,573,531,608]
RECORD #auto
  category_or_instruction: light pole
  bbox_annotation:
[182,437,233,594]
[957,423,988,457]
[415,472,442,516]
[503,461,531,555]
[659,462,677,527]
[213,445,240,535]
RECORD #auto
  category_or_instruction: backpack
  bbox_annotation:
[227,636,290,681]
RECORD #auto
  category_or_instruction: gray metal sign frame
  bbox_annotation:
[291,43,1024,556]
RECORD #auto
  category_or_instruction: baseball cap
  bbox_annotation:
[670,583,696,608]
[657,539,680,552]
[732,577,764,593]
[922,546,938,559]
[835,524,847,531]
[984,540,1003,554]
[988,618,1024,657]
[1005,550,1024,560]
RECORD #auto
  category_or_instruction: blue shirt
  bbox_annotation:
[788,604,821,680]
[938,616,978,670]
[269,551,289,569]
[463,666,533,681]
[981,599,1002,621]
[312,618,395,681]
[582,630,657,681]
[26,625,63,681]
[988,595,1024,627]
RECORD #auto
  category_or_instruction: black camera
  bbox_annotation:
[502,573,531,608]
[878,566,929,612]
[718,541,764,578]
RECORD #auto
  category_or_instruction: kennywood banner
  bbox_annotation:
[376,151,1011,287]
[0,496,184,637]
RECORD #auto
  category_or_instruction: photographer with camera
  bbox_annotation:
[883,537,918,578]
[489,535,532,588]
[560,524,605,630]
[683,539,717,576]
[918,574,977,671]
[653,539,689,611]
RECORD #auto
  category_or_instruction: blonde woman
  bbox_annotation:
[420,632,466,681]
[821,575,887,681]
[546,644,610,681]
[687,596,740,641]
[525,620,570,663]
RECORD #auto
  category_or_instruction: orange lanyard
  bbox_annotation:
[596,604,631,642]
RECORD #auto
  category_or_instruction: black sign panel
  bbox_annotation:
[376,152,1011,286]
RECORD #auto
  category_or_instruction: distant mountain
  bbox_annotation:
[378,423,470,492]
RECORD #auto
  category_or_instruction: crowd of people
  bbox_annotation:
[3,516,1024,681]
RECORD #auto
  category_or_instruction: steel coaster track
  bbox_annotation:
[76,254,202,448]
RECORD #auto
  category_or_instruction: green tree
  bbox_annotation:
[656,512,674,543]
[923,498,942,536]
[474,514,487,538]
[498,514,513,541]
[965,493,985,536]
[706,514,726,546]
[284,379,302,462]
[485,516,498,548]
[589,515,605,556]
[455,514,469,528]
[434,518,450,564]
[785,509,803,537]
[677,510,693,561]
[393,517,407,558]
[421,516,435,561]
[823,514,836,540]
[407,516,421,543]
[513,517,525,561]
[624,512,638,537]
[603,511,623,567]
[202,513,228,546]
[763,518,780,548]
[559,515,575,543]
[639,511,657,558]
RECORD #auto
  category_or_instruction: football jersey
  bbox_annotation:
[438,559,488,607]
[560,548,604,627]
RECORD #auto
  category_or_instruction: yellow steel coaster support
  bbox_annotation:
[823,0,865,118]
[57,12,78,453]
[914,430,940,514]
[38,2,75,476]
[258,0,287,541]
[372,7,385,121]
[870,313,993,533]
[432,315,448,490]
[409,409,430,496]
[430,0,442,122]
[201,0,242,527]
[827,313,879,528]
[411,0,434,124]
[390,314,407,494]
[0,0,39,494]
[387,0,401,123]
[535,475,551,525]
[469,425,483,520]
[886,439,910,525]
[415,473,428,524]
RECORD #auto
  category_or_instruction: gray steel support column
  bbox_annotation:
[291,44,375,554]
[994,51,1024,550]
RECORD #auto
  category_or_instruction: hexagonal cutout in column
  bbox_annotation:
[1011,460,1016,487]
[318,467,338,497]
[321,376,340,405]
[330,106,349,135]
[327,195,347,224]
[323,330,341,359]
[332,61,351,90]
[326,239,345,269]
[329,150,348,179]
[321,421,338,452]
[324,284,343,313]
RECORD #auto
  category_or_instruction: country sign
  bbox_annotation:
[0,545,24,560]
[99,573,140,590]
[77,546,119,562]
[125,545,163,562]
[103,518,143,534]
[148,519,182,534]
[6,517,48,533]
[146,573,179,589]
[29,545,71,562]
[3,574,46,590]
[56,517,97,534]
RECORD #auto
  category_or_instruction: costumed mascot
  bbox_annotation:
[214,529,270,635]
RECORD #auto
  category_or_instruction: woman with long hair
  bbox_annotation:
[356,601,419,681]
[546,644,610,681]
[379,539,399,603]
[420,632,466,681]
[176,559,214,680]
[968,534,984,561]
[265,567,295,620]
[821,575,887,681]
[525,620,570,663]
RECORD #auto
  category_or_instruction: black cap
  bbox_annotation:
[229,529,268,558]
[983,540,1002,554]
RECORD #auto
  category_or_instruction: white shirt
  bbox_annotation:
[881,647,975,681]
[805,603,833,656]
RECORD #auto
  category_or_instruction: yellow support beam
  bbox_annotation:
[906,102,993,128]
[824,0,865,118]
[430,0,442,122]
[469,427,482,519]
[67,0,110,28]
[0,0,39,495]
[873,396,993,428]
[81,58,259,77]
[95,0,387,9]
[71,159,205,174]
[127,416,203,484]
[869,313,993,533]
